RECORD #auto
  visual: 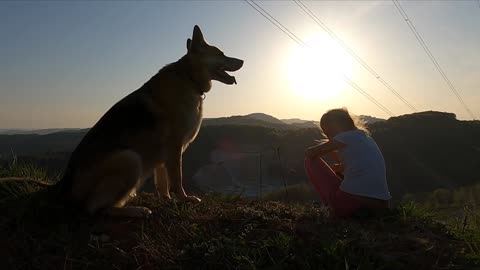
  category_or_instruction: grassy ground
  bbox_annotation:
[0,163,479,269]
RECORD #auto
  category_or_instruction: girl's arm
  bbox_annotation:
[305,140,345,159]
[326,151,341,163]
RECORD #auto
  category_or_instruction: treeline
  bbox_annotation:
[369,111,480,197]
[0,111,479,199]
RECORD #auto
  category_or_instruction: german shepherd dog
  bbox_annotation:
[58,25,243,217]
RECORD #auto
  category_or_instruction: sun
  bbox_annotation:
[286,33,354,101]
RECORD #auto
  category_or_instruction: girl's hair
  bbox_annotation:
[319,108,369,137]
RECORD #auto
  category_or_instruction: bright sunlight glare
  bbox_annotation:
[286,33,354,102]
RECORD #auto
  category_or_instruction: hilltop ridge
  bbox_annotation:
[0,185,476,269]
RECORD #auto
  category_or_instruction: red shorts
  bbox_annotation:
[304,157,388,217]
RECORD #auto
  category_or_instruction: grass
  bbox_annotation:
[0,163,479,269]
[262,183,319,203]
[402,186,480,265]
[0,157,50,180]
[0,159,55,203]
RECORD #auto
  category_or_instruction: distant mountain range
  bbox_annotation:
[0,113,384,135]
[358,115,385,124]
[0,128,83,135]
[203,113,313,129]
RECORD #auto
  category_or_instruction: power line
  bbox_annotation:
[393,0,476,119]
[243,0,304,47]
[249,1,307,48]
[243,0,395,117]
[392,0,477,120]
[343,76,395,117]
[293,0,417,112]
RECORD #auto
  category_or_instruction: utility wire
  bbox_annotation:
[243,0,305,47]
[244,0,395,117]
[343,77,395,116]
[293,0,417,112]
[393,0,477,120]
[250,1,308,48]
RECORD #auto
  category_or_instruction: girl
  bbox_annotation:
[305,108,391,217]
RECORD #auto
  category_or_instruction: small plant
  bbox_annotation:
[0,156,49,181]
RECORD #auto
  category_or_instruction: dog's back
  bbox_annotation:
[59,89,157,191]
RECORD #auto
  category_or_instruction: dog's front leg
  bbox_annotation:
[166,148,201,203]
[154,164,171,200]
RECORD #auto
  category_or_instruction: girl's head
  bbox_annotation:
[320,108,368,138]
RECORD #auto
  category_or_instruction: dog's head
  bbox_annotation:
[187,25,243,86]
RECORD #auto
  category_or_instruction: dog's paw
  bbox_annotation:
[178,195,202,203]
[122,206,152,218]
[138,207,153,217]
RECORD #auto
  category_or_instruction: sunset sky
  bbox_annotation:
[1,1,479,129]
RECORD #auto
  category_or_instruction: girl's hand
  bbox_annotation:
[331,163,344,173]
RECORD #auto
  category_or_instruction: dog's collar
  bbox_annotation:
[170,55,210,97]
[186,72,209,98]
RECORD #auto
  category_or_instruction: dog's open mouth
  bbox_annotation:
[214,69,237,85]
[212,57,243,85]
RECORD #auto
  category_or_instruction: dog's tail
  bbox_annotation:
[0,177,57,204]
[0,164,75,203]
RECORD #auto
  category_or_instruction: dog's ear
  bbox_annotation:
[192,25,205,43]
[190,25,206,52]
[187,38,192,51]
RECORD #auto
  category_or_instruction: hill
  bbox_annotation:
[0,128,81,135]
[182,111,480,198]
[0,179,477,269]
[358,115,385,124]
[368,111,480,197]
[203,113,319,129]
[244,113,286,125]
[0,130,88,157]
[281,118,312,124]
[1,112,480,268]
[282,115,384,125]
[203,113,293,130]
[0,111,479,200]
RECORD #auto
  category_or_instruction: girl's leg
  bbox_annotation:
[304,157,341,205]
[331,190,363,217]
[332,190,390,218]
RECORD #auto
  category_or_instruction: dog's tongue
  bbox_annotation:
[215,70,237,85]
[224,74,237,85]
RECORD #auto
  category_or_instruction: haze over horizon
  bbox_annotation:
[1,1,479,129]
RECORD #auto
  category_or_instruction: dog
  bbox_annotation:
[58,25,243,218]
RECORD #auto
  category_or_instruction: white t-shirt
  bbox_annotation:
[333,130,391,200]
